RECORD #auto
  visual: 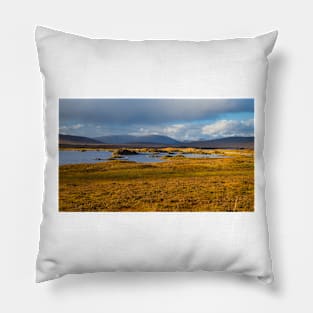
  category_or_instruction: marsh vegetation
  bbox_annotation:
[59,148,254,212]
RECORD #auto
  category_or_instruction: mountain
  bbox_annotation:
[59,134,254,149]
[186,136,254,149]
[94,135,180,145]
[59,134,103,145]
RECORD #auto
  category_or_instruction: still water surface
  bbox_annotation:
[59,150,226,165]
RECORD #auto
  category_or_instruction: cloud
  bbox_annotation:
[161,124,204,141]
[127,119,254,141]
[128,123,199,141]
[202,119,254,138]
[163,124,185,136]
[59,123,83,133]
[59,99,254,139]
[59,98,254,126]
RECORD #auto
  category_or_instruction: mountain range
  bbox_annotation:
[60,134,254,149]
[94,135,180,145]
[59,134,103,145]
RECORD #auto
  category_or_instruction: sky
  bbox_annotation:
[59,98,254,141]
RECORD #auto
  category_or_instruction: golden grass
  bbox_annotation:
[59,149,254,212]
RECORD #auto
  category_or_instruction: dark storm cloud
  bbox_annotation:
[59,98,254,126]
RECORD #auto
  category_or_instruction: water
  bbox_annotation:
[59,150,112,165]
[59,150,226,165]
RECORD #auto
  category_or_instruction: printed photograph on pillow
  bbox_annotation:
[59,98,254,212]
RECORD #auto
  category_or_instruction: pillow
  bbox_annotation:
[35,26,277,283]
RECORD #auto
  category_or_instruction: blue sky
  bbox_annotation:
[59,98,254,141]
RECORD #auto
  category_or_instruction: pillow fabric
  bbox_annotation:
[35,26,277,283]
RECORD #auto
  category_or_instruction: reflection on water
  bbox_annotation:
[59,150,227,165]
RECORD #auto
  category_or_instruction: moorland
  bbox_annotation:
[59,146,254,212]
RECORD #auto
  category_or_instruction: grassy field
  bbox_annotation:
[59,148,254,212]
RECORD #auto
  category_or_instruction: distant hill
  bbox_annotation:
[59,134,254,149]
[59,134,103,145]
[186,136,254,149]
[94,135,180,145]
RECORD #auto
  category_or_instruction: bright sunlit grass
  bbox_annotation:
[59,149,254,212]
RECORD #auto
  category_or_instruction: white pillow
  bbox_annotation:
[35,26,277,283]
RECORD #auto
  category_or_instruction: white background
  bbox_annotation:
[1,0,312,312]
